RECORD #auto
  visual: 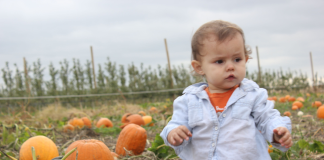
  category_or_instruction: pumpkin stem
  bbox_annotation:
[61,147,77,160]
[31,146,36,160]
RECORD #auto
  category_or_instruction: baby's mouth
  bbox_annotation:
[226,74,235,79]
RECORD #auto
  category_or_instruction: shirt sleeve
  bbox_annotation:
[160,95,192,154]
[251,88,292,152]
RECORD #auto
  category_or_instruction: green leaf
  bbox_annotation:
[147,134,178,159]
[309,140,324,153]
[297,139,309,149]
[270,152,280,159]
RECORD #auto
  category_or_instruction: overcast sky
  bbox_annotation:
[1,0,324,87]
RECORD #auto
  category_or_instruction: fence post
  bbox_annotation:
[24,57,30,96]
[164,39,173,89]
[256,46,262,84]
[90,46,97,89]
[309,52,316,92]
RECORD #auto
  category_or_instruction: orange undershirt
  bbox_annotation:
[205,85,239,113]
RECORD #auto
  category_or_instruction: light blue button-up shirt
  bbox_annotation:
[160,78,292,160]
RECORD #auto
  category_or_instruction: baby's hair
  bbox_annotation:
[191,20,252,61]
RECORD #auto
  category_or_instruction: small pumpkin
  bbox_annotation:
[285,95,290,100]
[312,101,322,108]
[115,124,147,156]
[149,107,158,113]
[272,96,277,101]
[81,117,92,128]
[142,115,154,126]
[20,135,59,160]
[283,111,291,117]
[65,139,114,160]
[317,106,324,119]
[288,97,296,102]
[306,93,311,97]
[297,111,304,117]
[96,118,113,128]
[292,101,303,109]
[296,97,305,102]
[68,118,84,129]
[292,105,298,110]
[279,97,286,103]
[268,145,273,153]
[138,111,146,116]
[120,114,145,129]
[63,124,74,133]
[121,113,132,123]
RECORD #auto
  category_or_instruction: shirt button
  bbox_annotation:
[212,143,215,147]
[223,114,226,117]
[215,126,218,130]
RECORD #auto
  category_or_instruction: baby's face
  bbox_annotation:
[197,33,247,93]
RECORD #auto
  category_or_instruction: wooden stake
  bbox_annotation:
[256,46,262,84]
[23,57,30,95]
[310,52,316,92]
[164,39,173,88]
[90,46,97,89]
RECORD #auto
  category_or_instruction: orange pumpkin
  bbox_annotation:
[268,145,273,153]
[115,124,147,156]
[288,97,296,102]
[121,113,132,123]
[283,111,291,117]
[279,97,286,103]
[19,136,59,160]
[138,111,146,116]
[81,117,92,128]
[312,101,322,108]
[68,118,84,129]
[149,107,158,113]
[142,115,154,126]
[306,93,311,97]
[120,114,145,129]
[96,118,113,128]
[65,139,114,160]
[292,105,298,110]
[63,124,74,133]
[317,106,324,119]
[296,97,305,102]
[285,95,290,100]
[292,101,303,109]
[272,96,277,101]
[267,97,274,101]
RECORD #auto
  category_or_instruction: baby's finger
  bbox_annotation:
[172,134,183,145]
[283,140,293,148]
[179,126,192,137]
[178,129,190,141]
[274,127,286,135]
[278,132,290,143]
[282,137,292,147]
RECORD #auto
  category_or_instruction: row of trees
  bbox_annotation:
[1,57,322,108]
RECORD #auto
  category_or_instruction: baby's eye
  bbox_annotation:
[215,60,223,64]
[235,58,241,62]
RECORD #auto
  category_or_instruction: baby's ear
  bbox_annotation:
[191,60,204,75]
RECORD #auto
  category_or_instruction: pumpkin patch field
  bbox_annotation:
[1,93,324,160]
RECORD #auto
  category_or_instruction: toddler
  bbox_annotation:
[160,20,292,160]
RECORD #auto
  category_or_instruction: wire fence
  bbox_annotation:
[0,88,183,114]
[1,83,323,117]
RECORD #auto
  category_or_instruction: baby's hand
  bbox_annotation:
[167,125,192,146]
[273,127,293,148]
